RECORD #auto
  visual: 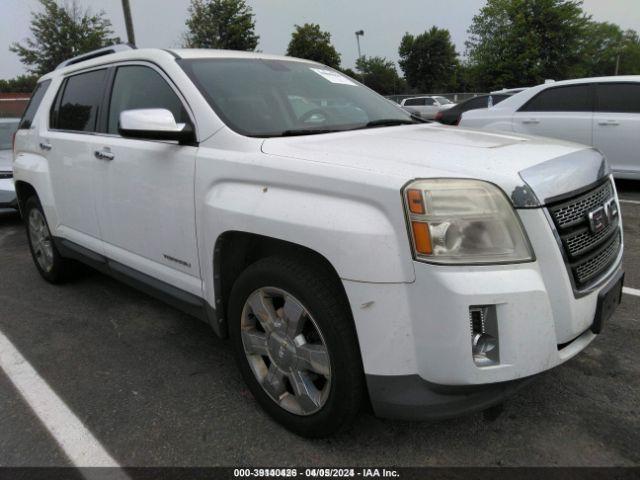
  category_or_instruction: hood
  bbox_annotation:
[261,124,606,206]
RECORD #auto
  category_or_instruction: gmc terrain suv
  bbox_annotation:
[13,45,624,437]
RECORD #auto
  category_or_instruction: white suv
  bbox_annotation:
[400,95,455,119]
[460,76,640,179]
[13,46,624,437]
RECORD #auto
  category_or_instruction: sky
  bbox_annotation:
[1,0,640,78]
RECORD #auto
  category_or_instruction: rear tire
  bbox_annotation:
[228,255,364,437]
[24,196,77,284]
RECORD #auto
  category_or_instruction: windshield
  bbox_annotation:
[434,96,452,105]
[179,58,415,137]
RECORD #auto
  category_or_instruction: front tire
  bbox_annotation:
[24,196,76,283]
[228,255,364,437]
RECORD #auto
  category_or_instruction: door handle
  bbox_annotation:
[521,119,540,125]
[598,120,620,126]
[39,142,52,151]
[94,149,114,161]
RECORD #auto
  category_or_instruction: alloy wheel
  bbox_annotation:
[240,287,331,416]
[28,208,54,273]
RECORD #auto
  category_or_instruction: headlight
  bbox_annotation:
[403,179,534,264]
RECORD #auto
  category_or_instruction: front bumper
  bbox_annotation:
[343,207,622,420]
[366,374,535,421]
[0,178,17,209]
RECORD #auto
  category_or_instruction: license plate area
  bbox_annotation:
[591,270,624,334]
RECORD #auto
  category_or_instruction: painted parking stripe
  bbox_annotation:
[0,329,123,468]
[624,287,640,297]
[619,199,640,205]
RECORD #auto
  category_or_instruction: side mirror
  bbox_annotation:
[118,109,196,144]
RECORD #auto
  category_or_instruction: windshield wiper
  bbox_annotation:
[277,117,425,137]
[279,128,345,137]
[364,117,426,128]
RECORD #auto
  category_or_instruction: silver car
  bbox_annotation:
[0,118,19,210]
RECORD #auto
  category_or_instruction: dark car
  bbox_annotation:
[435,94,511,125]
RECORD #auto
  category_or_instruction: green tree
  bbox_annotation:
[356,56,405,95]
[286,24,341,69]
[399,27,459,92]
[579,22,640,76]
[10,0,119,76]
[618,30,640,75]
[466,0,590,90]
[184,0,259,51]
[0,75,39,93]
[184,0,260,52]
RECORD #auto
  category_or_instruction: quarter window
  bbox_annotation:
[596,83,640,114]
[520,85,592,112]
[107,66,188,135]
[19,80,51,130]
[53,69,107,132]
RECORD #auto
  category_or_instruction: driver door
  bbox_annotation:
[93,63,201,295]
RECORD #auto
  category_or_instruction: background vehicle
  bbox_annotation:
[0,118,19,211]
[13,46,624,437]
[435,93,512,125]
[460,76,640,179]
[491,87,529,95]
[400,95,456,119]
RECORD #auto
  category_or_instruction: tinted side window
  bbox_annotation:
[18,80,51,129]
[596,83,640,113]
[465,97,488,109]
[520,85,592,112]
[493,94,510,105]
[424,98,436,105]
[54,69,107,132]
[404,98,423,106]
[108,66,187,134]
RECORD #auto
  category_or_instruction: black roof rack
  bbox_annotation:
[55,44,136,70]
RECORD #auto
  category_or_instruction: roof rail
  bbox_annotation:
[55,43,136,70]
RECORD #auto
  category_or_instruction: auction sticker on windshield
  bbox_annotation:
[310,67,357,86]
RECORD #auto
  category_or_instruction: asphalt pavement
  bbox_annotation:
[0,181,638,467]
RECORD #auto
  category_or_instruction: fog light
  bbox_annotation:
[469,306,500,366]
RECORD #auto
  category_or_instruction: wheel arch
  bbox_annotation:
[13,152,59,227]
[14,180,38,215]
[213,231,354,339]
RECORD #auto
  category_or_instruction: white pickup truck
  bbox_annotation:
[13,46,624,437]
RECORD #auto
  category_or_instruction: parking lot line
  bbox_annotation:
[623,287,640,297]
[0,329,122,468]
[619,199,640,205]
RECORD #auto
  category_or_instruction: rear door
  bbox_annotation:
[46,68,107,251]
[93,63,201,294]
[512,84,593,145]
[421,97,438,119]
[593,82,640,177]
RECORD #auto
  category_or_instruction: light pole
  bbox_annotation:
[121,0,136,46]
[355,30,364,61]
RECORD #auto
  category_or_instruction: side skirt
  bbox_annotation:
[53,237,224,337]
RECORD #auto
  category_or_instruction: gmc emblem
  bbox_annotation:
[588,198,619,234]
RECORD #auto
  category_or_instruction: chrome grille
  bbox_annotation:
[574,234,621,285]
[564,220,618,258]
[549,181,613,229]
[547,178,621,290]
